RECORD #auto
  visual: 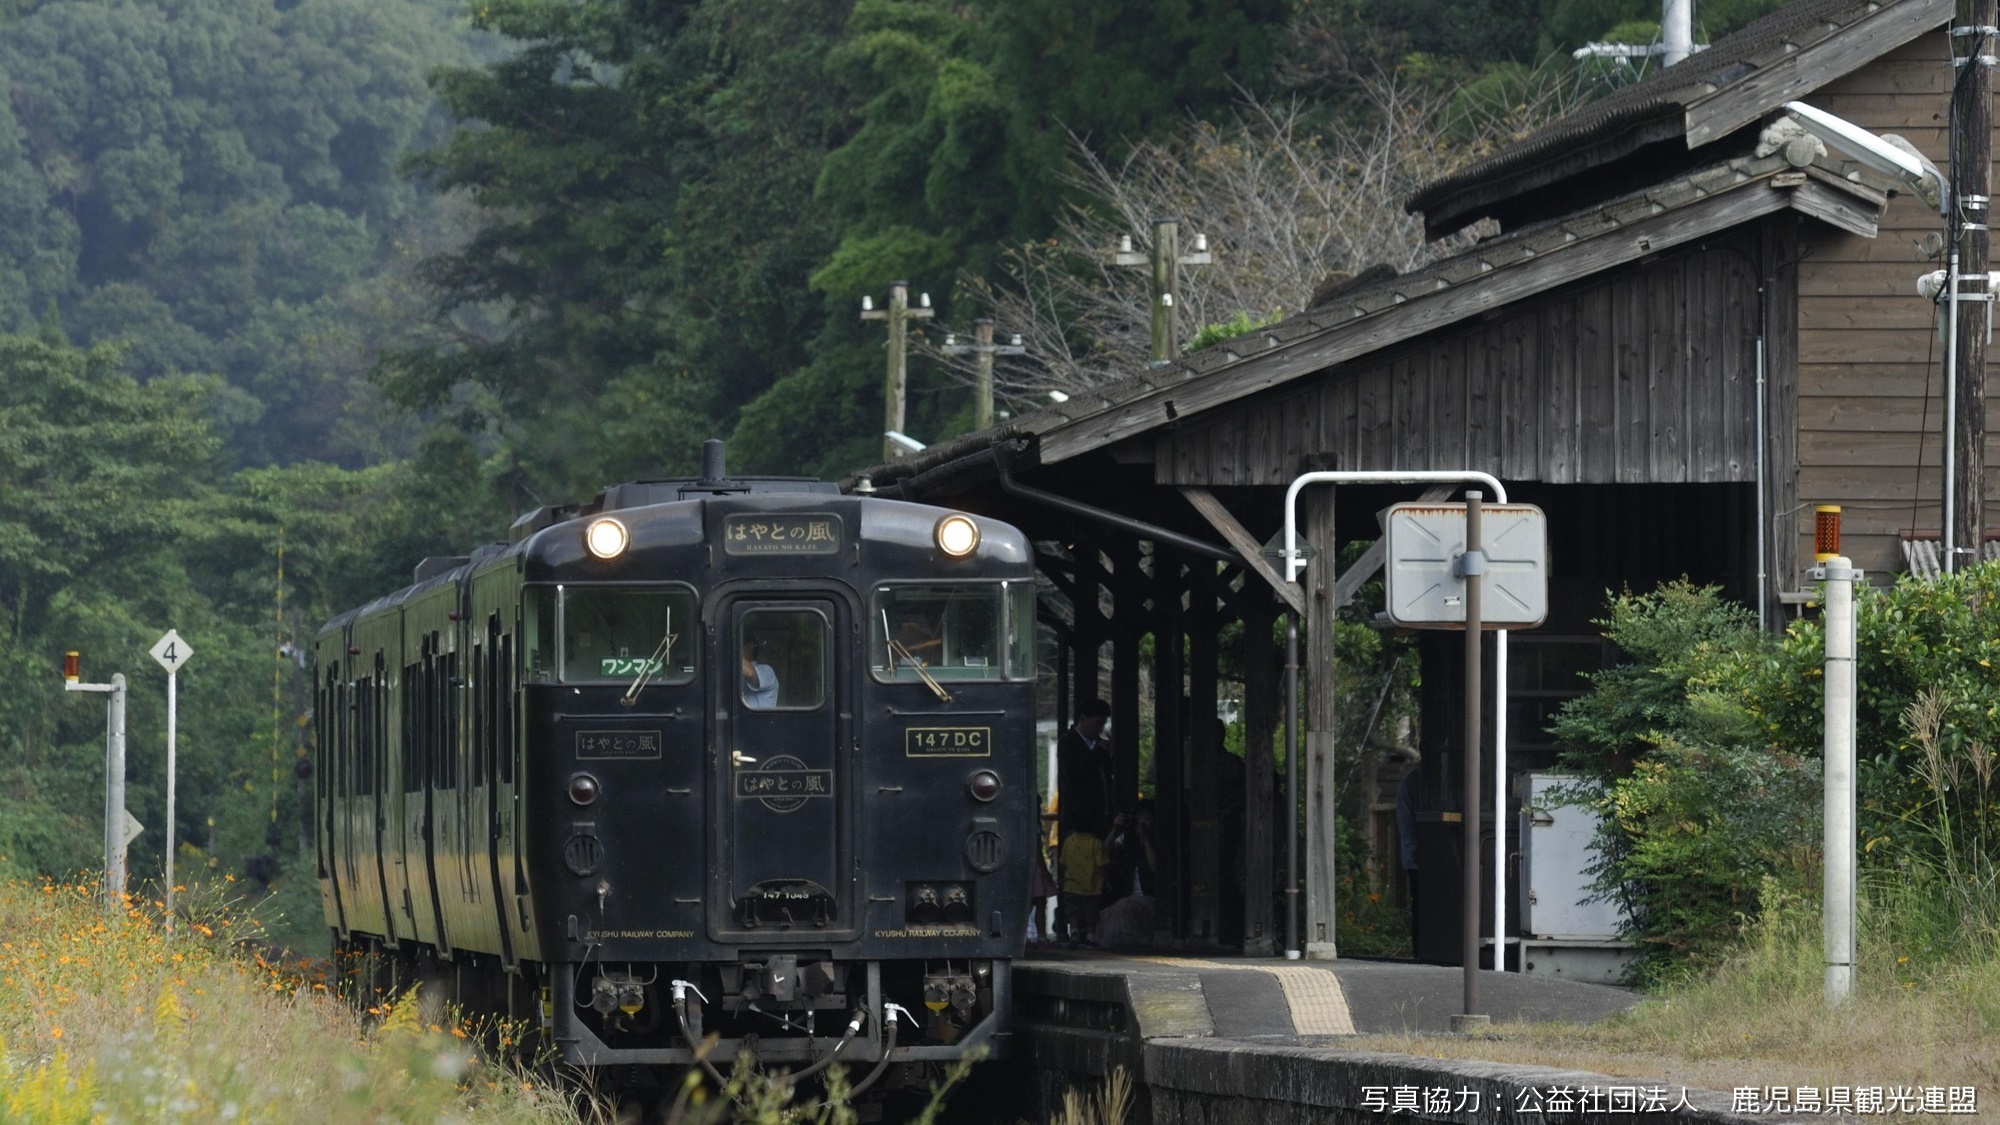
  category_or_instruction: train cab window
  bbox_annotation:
[871,584,1030,683]
[560,586,698,685]
[739,608,827,710]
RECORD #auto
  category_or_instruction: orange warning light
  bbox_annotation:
[1815,506,1842,562]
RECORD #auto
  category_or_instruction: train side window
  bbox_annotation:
[524,589,554,683]
[374,654,388,798]
[356,673,374,798]
[471,640,486,789]
[870,584,1006,683]
[739,608,827,710]
[402,662,421,791]
[561,586,697,685]
[499,633,516,784]
[442,651,460,789]
[1004,580,1039,681]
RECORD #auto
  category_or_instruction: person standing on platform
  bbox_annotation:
[1057,698,1115,945]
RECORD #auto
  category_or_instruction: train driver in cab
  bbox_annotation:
[742,638,779,709]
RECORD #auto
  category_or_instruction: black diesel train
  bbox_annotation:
[313,442,1035,1086]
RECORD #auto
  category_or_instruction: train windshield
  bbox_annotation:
[870,582,1036,683]
[556,585,699,685]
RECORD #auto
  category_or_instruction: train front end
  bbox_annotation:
[516,483,1037,1079]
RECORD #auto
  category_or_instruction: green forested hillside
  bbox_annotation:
[0,0,1784,901]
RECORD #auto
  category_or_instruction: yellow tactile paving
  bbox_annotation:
[1263,965,1356,1035]
[1126,956,1356,1036]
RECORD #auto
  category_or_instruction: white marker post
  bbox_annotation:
[1813,556,1859,1006]
[150,630,192,934]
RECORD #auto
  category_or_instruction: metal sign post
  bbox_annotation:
[150,630,192,933]
[1459,493,1487,1026]
[1280,472,1545,1012]
[64,654,128,914]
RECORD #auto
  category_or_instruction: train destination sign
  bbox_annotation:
[575,730,663,760]
[905,726,991,757]
[722,514,842,556]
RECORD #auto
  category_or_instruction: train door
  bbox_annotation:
[713,597,851,938]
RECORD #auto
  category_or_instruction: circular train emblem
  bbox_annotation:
[736,754,834,814]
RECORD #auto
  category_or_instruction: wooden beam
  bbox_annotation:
[1036,181,1875,466]
[1682,0,1950,148]
[1330,484,1459,609]
[1789,174,1887,239]
[1179,486,1306,615]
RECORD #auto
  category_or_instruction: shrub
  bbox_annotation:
[1552,568,2000,983]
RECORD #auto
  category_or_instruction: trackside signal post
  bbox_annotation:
[63,652,129,915]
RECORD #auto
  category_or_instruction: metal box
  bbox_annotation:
[1519,774,1634,982]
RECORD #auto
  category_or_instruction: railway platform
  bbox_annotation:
[1007,952,1815,1123]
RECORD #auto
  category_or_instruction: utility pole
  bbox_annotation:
[1949,2,1993,569]
[942,319,1027,430]
[64,652,129,915]
[1112,221,1211,364]
[860,281,934,462]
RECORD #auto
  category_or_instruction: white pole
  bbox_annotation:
[1494,630,1508,972]
[1661,0,1693,66]
[1820,555,1858,1005]
[1946,244,1960,573]
[109,675,127,911]
[165,669,177,935]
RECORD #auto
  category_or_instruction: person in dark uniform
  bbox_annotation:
[1057,698,1115,944]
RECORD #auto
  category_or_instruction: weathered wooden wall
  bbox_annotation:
[1154,237,1762,490]
[1798,31,2000,576]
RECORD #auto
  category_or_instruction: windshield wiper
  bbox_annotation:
[621,608,677,707]
[883,608,951,703]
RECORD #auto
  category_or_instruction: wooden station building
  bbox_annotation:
[847,0,1989,960]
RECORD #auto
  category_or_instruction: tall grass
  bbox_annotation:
[0,874,580,1124]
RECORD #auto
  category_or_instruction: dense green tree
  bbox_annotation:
[0,0,479,467]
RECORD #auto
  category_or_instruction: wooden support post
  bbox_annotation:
[1188,575,1221,945]
[1075,550,1102,712]
[1241,599,1278,956]
[1111,541,1142,818]
[1151,554,1185,940]
[1764,217,1800,603]
[1303,485,1340,959]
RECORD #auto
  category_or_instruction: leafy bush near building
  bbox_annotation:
[1553,569,2000,984]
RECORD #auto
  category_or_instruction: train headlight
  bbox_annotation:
[934,514,979,557]
[967,770,1001,802]
[567,772,601,806]
[584,517,628,560]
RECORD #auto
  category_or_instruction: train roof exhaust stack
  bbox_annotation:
[700,439,727,485]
